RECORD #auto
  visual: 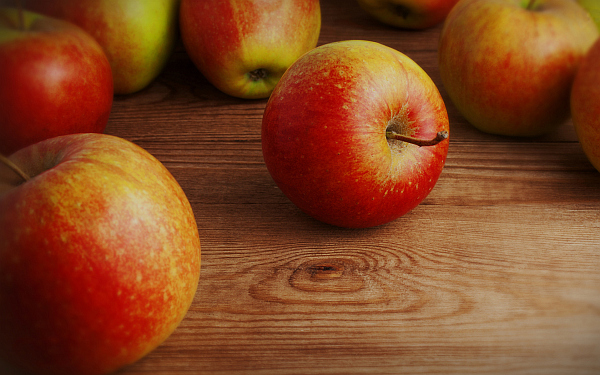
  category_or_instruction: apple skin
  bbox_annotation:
[577,0,600,30]
[25,0,181,95]
[571,38,600,173]
[179,0,321,99]
[262,40,449,228]
[356,0,460,29]
[0,134,201,375]
[0,7,113,156]
[438,0,599,137]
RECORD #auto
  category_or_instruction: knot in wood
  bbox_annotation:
[307,262,344,281]
[289,258,364,294]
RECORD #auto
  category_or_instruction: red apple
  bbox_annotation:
[179,0,321,99]
[438,0,599,137]
[262,40,449,228]
[356,0,460,29]
[571,38,600,172]
[0,134,201,375]
[0,7,113,156]
[25,0,181,95]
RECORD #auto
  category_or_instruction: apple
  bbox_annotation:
[577,0,600,30]
[0,7,113,156]
[438,0,599,137]
[355,0,460,29]
[261,40,449,228]
[25,0,181,95]
[571,38,600,173]
[179,0,321,99]
[0,133,201,375]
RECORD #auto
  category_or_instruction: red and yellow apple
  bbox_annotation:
[262,40,449,228]
[0,134,201,375]
[438,0,599,137]
[356,0,460,29]
[571,38,600,172]
[25,0,181,95]
[179,0,321,99]
[0,7,113,156]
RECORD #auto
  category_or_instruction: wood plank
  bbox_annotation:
[4,0,600,374]
[118,202,600,374]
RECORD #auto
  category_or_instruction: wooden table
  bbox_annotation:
[85,0,600,373]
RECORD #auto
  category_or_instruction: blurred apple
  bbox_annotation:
[262,40,449,228]
[356,0,460,29]
[577,0,600,30]
[0,7,113,156]
[0,134,201,375]
[180,0,321,99]
[26,0,181,95]
[439,0,598,137]
[571,38,600,172]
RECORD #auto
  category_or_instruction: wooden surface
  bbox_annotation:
[33,0,600,373]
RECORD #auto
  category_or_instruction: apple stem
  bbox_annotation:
[526,0,536,10]
[386,130,449,147]
[0,154,30,183]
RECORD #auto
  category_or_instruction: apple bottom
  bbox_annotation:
[272,145,446,228]
[1,265,182,374]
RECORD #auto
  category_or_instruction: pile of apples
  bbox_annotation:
[0,0,598,374]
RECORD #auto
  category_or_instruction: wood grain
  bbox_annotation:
[112,1,599,374]
[3,0,600,374]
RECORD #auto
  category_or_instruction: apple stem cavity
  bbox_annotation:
[390,4,411,19]
[248,68,268,82]
[526,0,537,10]
[386,130,449,147]
[0,154,30,183]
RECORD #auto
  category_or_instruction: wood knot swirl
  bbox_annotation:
[247,249,469,317]
[290,259,364,293]
[307,263,343,279]
[249,254,397,306]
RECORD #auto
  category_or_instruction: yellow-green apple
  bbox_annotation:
[25,0,181,95]
[356,0,460,29]
[577,0,600,30]
[179,0,321,99]
[0,7,112,156]
[0,133,201,375]
[438,0,599,137]
[571,38,600,172]
[262,40,449,228]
